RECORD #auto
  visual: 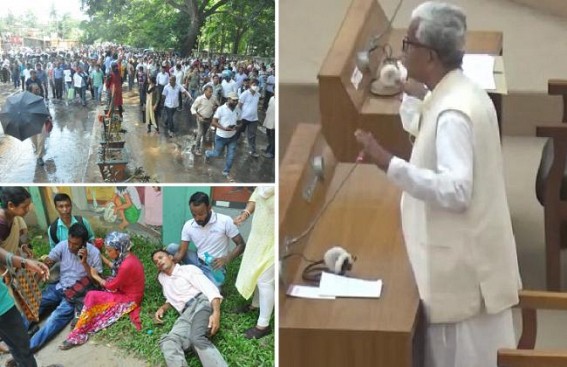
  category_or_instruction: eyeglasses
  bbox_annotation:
[402,37,437,53]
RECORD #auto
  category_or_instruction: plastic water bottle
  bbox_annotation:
[204,252,225,284]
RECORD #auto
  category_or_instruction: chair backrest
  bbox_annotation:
[548,79,567,123]
[535,80,567,206]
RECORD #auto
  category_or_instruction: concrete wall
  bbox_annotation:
[510,0,567,18]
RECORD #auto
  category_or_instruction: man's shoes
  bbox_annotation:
[249,151,259,158]
[222,171,235,182]
[37,157,44,166]
[233,303,258,314]
[194,150,202,156]
[244,326,271,339]
[263,152,274,159]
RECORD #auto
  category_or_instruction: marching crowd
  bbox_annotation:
[1,46,276,178]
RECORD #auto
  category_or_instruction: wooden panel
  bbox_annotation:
[279,154,421,366]
[498,349,567,367]
[279,123,338,282]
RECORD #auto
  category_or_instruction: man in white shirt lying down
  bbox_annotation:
[152,249,228,367]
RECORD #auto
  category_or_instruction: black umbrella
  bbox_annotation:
[0,91,50,141]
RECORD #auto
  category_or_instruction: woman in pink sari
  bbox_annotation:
[59,232,145,349]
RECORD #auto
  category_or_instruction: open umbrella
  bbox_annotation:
[0,91,50,141]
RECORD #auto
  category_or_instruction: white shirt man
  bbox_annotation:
[235,69,247,88]
[153,250,228,367]
[174,67,184,87]
[265,74,275,94]
[180,211,240,260]
[162,82,188,109]
[212,99,240,139]
[156,69,169,86]
[239,87,260,122]
[221,78,237,98]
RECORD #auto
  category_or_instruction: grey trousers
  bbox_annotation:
[195,117,212,151]
[160,294,228,367]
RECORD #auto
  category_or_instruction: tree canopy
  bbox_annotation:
[80,0,274,56]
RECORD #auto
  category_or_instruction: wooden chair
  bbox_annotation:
[535,80,567,290]
[497,290,567,366]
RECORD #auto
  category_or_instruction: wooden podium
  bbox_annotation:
[317,0,506,163]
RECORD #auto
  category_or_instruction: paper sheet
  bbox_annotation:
[287,284,336,299]
[462,54,496,90]
[351,66,363,90]
[318,272,383,298]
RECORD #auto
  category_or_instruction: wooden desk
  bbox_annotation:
[318,0,506,162]
[279,125,422,367]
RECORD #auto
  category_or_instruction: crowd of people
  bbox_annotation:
[0,186,274,367]
[1,45,276,175]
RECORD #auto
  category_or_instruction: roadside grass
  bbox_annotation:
[30,228,274,367]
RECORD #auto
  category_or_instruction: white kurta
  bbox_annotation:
[387,93,516,367]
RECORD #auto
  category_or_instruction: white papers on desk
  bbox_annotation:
[319,272,383,298]
[287,284,336,299]
[462,54,496,90]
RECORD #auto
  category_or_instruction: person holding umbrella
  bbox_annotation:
[0,88,52,166]
[29,85,52,166]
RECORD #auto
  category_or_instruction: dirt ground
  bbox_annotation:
[0,327,148,367]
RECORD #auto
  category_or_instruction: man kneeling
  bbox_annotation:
[152,249,228,367]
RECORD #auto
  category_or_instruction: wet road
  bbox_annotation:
[0,82,275,183]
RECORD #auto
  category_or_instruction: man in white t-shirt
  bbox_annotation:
[204,92,241,181]
[162,75,192,137]
[165,191,246,287]
[237,79,261,157]
[220,75,237,104]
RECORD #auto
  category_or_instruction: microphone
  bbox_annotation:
[323,246,355,275]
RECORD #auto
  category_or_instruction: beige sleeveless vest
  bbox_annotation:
[401,69,522,323]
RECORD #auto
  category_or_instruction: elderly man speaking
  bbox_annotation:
[355,2,522,367]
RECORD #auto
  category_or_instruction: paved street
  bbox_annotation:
[0,82,275,183]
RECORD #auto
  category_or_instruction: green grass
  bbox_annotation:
[29,227,275,367]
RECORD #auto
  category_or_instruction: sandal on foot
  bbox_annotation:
[0,341,9,354]
[59,340,79,351]
[244,326,271,339]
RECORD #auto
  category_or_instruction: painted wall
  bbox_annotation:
[162,187,211,245]
[37,186,163,236]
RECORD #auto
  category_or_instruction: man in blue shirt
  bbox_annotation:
[53,62,64,100]
[29,223,102,352]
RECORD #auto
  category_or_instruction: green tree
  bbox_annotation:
[199,0,274,56]
[82,0,230,54]
[80,0,273,56]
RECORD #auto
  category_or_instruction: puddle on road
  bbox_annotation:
[0,84,275,183]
